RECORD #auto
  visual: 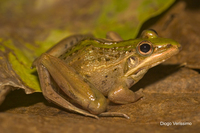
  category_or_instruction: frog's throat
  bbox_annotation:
[124,46,179,77]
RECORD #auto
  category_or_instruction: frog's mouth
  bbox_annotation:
[124,44,181,77]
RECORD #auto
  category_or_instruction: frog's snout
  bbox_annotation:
[178,44,182,51]
[173,41,182,51]
[174,41,182,51]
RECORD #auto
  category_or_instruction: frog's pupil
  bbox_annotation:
[140,44,150,53]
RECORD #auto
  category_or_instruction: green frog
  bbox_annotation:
[33,29,181,119]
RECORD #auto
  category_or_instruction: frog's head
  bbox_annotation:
[124,29,181,85]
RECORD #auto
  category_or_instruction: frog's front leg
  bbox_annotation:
[108,82,143,104]
[35,53,108,118]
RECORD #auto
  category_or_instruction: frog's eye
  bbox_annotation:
[137,41,153,56]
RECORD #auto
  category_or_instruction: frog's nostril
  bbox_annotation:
[166,44,172,48]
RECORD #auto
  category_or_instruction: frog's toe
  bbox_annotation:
[135,88,144,97]
[98,112,130,119]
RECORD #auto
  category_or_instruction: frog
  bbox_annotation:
[33,29,181,119]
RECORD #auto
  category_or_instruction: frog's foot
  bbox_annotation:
[135,88,144,98]
[99,112,130,119]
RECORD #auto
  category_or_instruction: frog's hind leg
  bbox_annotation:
[37,53,108,117]
[106,31,123,41]
[35,61,99,119]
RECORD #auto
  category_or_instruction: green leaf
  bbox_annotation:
[94,0,175,39]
